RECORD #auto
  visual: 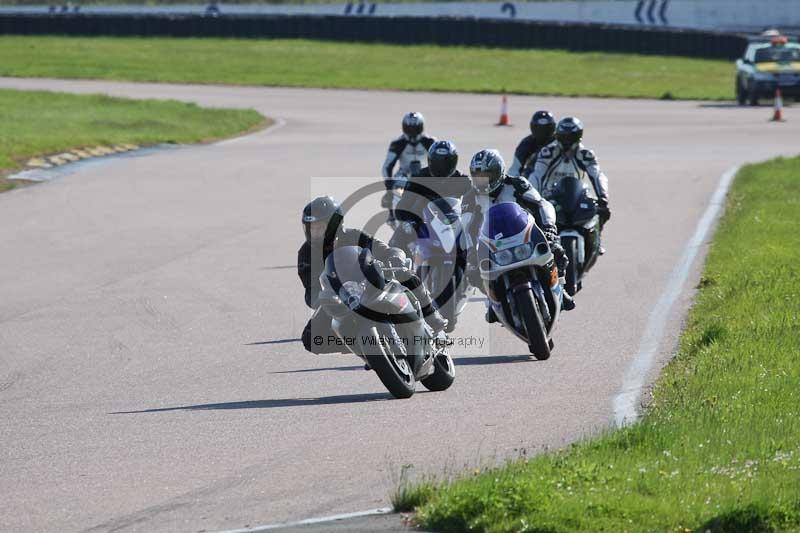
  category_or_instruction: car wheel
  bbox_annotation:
[736,79,746,105]
[748,88,759,106]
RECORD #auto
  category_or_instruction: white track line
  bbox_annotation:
[214,507,393,532]
[612,164,740,427]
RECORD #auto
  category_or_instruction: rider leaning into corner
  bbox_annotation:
[462,149,576,319]
[507,110,557,178]
[389,140,472,254]
[528,117,611,252]
[298,196,448,354]
[380,112,436,222]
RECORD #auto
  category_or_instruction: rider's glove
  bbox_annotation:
[387,255,407,269]
[550,241,568,277]
[399,221,416,235]
[543,226,568,276]
[542,226,559,245]
[597,199,611,224]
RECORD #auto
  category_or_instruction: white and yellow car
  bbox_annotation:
[735,36,800,106]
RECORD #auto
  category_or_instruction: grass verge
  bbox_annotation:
[404,157,800,531]
[0,36,732,100]
[0,88,265,193]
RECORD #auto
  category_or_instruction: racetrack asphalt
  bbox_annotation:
[0,78,798,532]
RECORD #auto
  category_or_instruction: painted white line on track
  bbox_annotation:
[213,506,393,532]
[612,164,740,427]
[214,117,287,145]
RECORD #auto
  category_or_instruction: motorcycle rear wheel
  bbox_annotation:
[513,289,551,360]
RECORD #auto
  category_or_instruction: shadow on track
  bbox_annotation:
[271,365,363,374]
[111,392,390,414]
[245,338,301,346]
[453,355,535,366]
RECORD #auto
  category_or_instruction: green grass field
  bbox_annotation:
[402,157,800,532]
[0,36,732,100]
[0,88,264,192]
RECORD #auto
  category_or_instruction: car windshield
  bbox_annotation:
[755,46,800,63]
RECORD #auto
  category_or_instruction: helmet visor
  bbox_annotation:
[472,171,496,193]
[307,220,328,242]
[429,157,456,177]
[402,123,423,138]
[533,123,556,145]
[557,130,581,150]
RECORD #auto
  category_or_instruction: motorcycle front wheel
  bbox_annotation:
[361,325,416,399]
[513,288,551,360]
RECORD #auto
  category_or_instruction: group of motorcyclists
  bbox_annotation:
[299,109,611,357]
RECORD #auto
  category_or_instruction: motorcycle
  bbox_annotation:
[477,202,563,360]
[414,197,471,333]
[545,175,601,296]
[386,161,422,229]
[317,245,456,398]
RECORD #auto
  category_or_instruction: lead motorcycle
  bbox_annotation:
[545,175,601,296]
[414,197,471,333]
[317,245,455,398]
[477,202,563,360]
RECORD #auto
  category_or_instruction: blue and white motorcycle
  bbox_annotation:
[477,202,563,360]
[413,197,472,333]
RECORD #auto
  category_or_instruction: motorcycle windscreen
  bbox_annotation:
[421,197,463,254]
[424,197,462,226]
[550,176,597,226]
[481,201,530,240]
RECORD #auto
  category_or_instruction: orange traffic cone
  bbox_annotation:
[771,87,785,122]
[496,95,510,126]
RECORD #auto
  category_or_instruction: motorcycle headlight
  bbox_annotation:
[512,242,534,261]
[340,280,366,310]
[492,243,533,266]
[492,248,514,266]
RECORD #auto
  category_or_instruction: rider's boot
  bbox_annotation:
[424,308,449,333]
[485,306,499,323]
[406,276,449,334]
[562,290,576,311]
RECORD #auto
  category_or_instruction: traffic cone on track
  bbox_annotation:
[496,95,510,126]
[771,87,785,122]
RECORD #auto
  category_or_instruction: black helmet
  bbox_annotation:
[530,110,556,145]
[469,149,505,194]
[427,140,458,177]
[302,196,343,243]
[555,117,584,151]
[402,112,425,140]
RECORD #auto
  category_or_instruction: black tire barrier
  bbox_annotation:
[0,13,747,60]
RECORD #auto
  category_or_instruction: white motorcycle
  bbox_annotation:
[317,245,456,398]
[414,197,472,333]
